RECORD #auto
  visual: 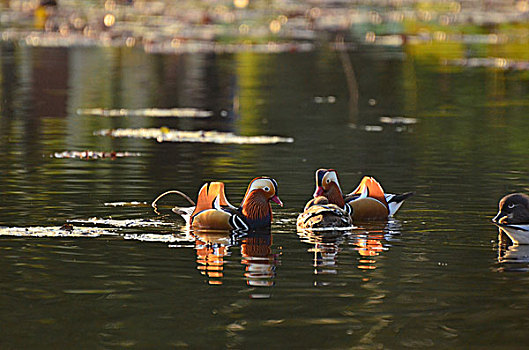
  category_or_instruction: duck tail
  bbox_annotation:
[171,206,194,225]
[385,192,414,216]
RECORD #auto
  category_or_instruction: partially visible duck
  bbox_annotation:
[493,193,529,244]
[313,169,413,221]
[297,196,352,230]
[153,177,282,231]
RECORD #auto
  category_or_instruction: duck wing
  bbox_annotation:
[297,203,352,229]
[191,182,235,218]
[345,176,388,206]
[191,209,236,230]
[189,182,248,230]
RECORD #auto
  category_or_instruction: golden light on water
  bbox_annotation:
[103,14,116,28]
[105,0,116,11]
[494,58,508,68]
[389,11,404,22]
[369,11,382,25]
[269,20,281,34]
[234,0,249,9]
[365,31,376,43]
[440,15,451,26]
[418,10,432,21]
[59,23,69,36]
[238,24,250,35]
[433,31,447,41]
[171,38,181,48]
[309,7,321,18]
[517,0,529,12]
[450,1,461,13]
[72,17,85,30]
[125,37,136,47]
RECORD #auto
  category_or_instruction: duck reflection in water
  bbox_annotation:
[192,229,278,290]
[194,231,232,285]
[298,221,398,277]
[298,230,343,275]
[241,232,277,289]
[355,225,388,271]
[496,227,529,269]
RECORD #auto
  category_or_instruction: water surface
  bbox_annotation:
[1,42,529,348]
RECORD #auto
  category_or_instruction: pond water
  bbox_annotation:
[1,42,529,349]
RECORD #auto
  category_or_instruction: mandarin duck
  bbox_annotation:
[296,196,352,230]
[492,193,529,244]
[313,169,413,221]
[154,177,282,231]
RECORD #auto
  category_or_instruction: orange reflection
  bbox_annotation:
[299,222,396,275]
[355,236,386,257]
[195,237,228,285]
[192,230,277,289]
[353,230,386,270]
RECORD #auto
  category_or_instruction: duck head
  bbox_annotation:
[493,193,529,225]
[313,169,345,208]
[241,177,282,228]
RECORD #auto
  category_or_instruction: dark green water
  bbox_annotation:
[1,42,529,349]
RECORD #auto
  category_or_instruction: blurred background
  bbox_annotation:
[2,1,529,349]
[3,0,529,53]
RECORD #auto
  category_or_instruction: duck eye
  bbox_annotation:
[263,186,270,192]
[508,203,516,209]
[326,179,331,184]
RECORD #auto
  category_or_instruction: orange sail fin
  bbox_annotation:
[192,182,232,218]
[351,176,387,205]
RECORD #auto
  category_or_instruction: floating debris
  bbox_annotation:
[60,223,74,231]
[1,29,314,54]
[298,225,358,233]
[51,151,141,160]
[124,233,194,243]
[314,96,337,104]
[444,57,529,71]
[104,201,150,207]
[77,108,213,118]
[379,116,418,125]
[364,34,404,47]
[144,41,315,55]
[95,128,294,144]
[67,217,174,228]
[363,125,384,132]
[0,225,117,238]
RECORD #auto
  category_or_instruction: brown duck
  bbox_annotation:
[313,168,413,221]
[156,177,282,231]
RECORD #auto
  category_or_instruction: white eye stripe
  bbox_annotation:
[247,179,276,193]
[324,171,338,185]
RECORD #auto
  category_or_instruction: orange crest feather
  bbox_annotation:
[192,182,231,218]
[352,177,387,205]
